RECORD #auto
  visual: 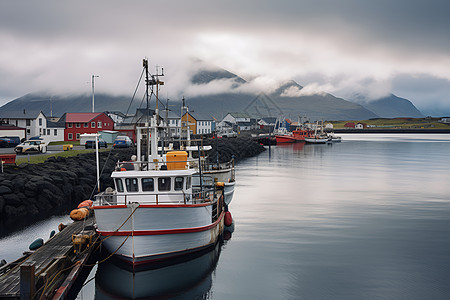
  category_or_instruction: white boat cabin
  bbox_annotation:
[108,169,197,205]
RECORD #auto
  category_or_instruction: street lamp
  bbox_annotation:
[92,75,99,113]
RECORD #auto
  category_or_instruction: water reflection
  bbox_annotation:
[95,242,222,299]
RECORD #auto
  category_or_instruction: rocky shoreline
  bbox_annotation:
[0,137,265,231]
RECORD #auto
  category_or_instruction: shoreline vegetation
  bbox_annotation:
[0,137,265,234]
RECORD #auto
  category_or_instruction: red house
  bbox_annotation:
[60,112,114,141]
[344,122,355,128]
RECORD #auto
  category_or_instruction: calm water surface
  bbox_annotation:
[2,134,450,299]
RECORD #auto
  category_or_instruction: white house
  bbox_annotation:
[44,120,65,143]
[222,112,251,124]
[0,110,47,140]
[195,114,215,135]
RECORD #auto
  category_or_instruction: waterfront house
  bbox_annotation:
[60,112,114,141]
[0,110,47,139]
[356,123,367,129]
[0,124,26,141]
[344,122,355,128]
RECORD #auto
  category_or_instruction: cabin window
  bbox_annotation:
[91,122,96,128]
[186,176,191,189]
[125,178,139,192]
[158,177,171,191]
[142,178,154,191]
[175,177,184,191]
[84,123,88,128]
[115,178,124,192]
[98,121,102,128]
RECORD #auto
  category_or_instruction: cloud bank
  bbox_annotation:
[0,0,449,115]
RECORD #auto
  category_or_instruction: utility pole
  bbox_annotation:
[92,75,99,113]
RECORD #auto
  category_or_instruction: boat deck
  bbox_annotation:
[0,216,97,299]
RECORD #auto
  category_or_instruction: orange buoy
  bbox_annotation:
[77,200,93,209]
[224,211,233,227]
[70,207,89,221]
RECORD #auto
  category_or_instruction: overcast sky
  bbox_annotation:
[1,0,450,116]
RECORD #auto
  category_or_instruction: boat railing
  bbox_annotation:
[115,158,199,171]
[94,187,217,206]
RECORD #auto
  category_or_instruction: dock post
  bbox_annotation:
[20,262,35,300]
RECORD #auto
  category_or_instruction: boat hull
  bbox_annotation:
[305,137,330,144]
[275,135,296,143]
[94,204,225,265]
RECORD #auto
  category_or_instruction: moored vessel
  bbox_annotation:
[93,59,227,266]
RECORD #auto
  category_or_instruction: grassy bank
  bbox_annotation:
[15,148,110,164]
[330,117,450,129]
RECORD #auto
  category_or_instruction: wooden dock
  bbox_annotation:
[0,216,97,299]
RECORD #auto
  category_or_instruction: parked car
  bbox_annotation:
[85,139,108,149]
[0,136,21,148]
[113,136,133,148]
[0,137,11,148]
[15,140,47,154]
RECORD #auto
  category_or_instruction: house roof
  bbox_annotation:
[47,120,65,128]
[227,112,252,118]
[0,110,45,119]
[0,124,26,131]
[62,113,103,123]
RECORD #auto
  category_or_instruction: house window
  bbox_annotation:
[54,129,57,136]
[158,177,171,191]
[68,123,72,128]
[97,121,102,128]
[84,123,88,128]
[39,118,42,126]
[47,129,50,135]
[76,133,80,140]
[42,130,45,136]
[26,119,31,126]
[91,122,96,128]
[68,133,73,140]
[76,123,80,128]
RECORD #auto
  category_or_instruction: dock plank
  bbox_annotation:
[0,217,95,299]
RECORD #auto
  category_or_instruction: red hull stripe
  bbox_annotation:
[97,211,224,236]
[93,203,212,209]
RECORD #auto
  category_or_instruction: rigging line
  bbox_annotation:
[125,67,145,117]
[88,146,115,200]
[79,204,140,268]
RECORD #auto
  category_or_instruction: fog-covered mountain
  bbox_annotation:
[0,66,424,121]
[353,94,424,118]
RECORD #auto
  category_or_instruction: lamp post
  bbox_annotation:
[91,75,99,113]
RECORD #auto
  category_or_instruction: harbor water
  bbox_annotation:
[1,134,450,299]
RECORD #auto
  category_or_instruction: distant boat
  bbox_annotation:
[305,121,331,144]
[275,127,312,143]
[328,132,342,142]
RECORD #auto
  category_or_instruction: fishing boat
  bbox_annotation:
[328,132,342,142]
[304,121,331,144]
[93,59,227,266]
[275,127,312,143]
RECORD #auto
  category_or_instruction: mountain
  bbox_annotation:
[356,94,424,118]
[0,65,421,121]
[183,70,378,121]
[0,92,139,117]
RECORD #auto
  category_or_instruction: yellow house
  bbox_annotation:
[181,112,197,136]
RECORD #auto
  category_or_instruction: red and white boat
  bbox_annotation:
[275,127,312,143]
[93,59,226,266]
